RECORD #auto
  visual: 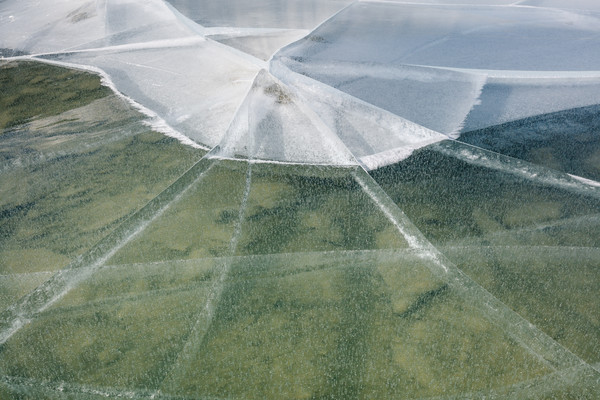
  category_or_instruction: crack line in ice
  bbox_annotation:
[207,154,357,167]
[278,59,487,83]
[358,141,446,171]
[107,57,184,76]
[353,171,428,252]
[568,173,600,188]
[0,271,55,279]
[37,283,209,319]
[351,169,590,371]
[97,248,425,275]
[441,244,600,252]
[0,374,214,400]
[447,213,600,248]
[204,27,309,37]
[158,162,253,391]
[435,141,600,199]
[403,63,600,80]
[26,36,207,58]
[0,158,217,345]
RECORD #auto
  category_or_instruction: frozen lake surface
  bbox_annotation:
[1,0,600,398]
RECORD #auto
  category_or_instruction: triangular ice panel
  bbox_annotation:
[212,69,357,166]
[208,29,309,61]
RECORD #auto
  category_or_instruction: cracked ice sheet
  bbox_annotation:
[271,60,448,168]
[211,69,357,165]
[0,251,557,398]
[277,2,600,71]
[0,61,205,277]
[0,0,199,55]
[369,140,600,364]
[165,0,353,29]
[275,56,486,137]
[277,2,600,136]
[46,41,261,148]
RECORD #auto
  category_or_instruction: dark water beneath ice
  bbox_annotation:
[460,104,600,182]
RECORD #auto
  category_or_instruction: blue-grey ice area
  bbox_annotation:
[517,0,600,11]
[276,1,600,160]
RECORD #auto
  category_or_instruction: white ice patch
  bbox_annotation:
[212,69,357,165]
[276,1,600,144]
[0,0,201,55]
[274,57,487,137]
[25,57,207,150]
[48,39,260,149]
[271,60,447,168]
[3,0,600,168]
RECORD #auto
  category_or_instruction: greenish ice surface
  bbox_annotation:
[235,163,408,255]
[0,258,218,391]
[1,60,600,399]
[460,105,600,182]
[0,61,205,280]
[0,272,54,311]
[0,250,557,398]
[370,140,600,369]
[105,159,249,265]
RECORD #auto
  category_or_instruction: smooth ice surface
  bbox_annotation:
[518,0,600,11]
[165,0,353,29]
[276,2,600,70]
